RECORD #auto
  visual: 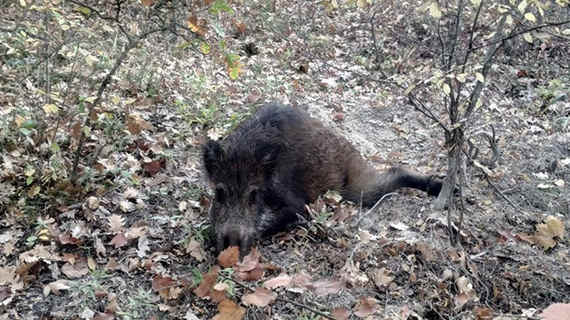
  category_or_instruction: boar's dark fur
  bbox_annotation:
[203,103,442,253]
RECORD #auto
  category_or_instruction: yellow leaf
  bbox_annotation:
[84,96,96,103]
[456,73,467,83]
[506,15,513,25]
[523,32,533,43]
[28,185,41,197]
[88,257,97,270]
[429,2,442,18]
[85,55,98,66]
[475,73,485,83]
[442,83,451,95]
[517,0,527,13]
[470,0,481,6]
[357,0,369,8]
[562,29,570,36]
[524,12,536,23]
[19,0,26,7]
[539,216,565,239]
[43,104,59,114]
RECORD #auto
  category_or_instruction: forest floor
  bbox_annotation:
[1,0,569,319]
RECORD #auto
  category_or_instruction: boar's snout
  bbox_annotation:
[216,223,256,256]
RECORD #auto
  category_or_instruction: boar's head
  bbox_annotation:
[202,138,282,255]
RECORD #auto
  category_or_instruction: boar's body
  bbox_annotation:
[203,103,442,252]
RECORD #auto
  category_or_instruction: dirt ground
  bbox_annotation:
[1,0,568,319]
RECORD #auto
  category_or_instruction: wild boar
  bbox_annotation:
[203,103,442,253]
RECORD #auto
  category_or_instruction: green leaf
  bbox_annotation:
[229,67,240,80]
[209,0,234,15]
[26,175,34,185]
[76,6,91,16]
[50,142,60,153]
[21,119,37,129]
[200,41,211,54]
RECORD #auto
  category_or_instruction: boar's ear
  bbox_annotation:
[203,140,225,178]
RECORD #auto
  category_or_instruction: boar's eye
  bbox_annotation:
[248,189,258,205]
[215,186,226,203]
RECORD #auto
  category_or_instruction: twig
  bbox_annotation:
[355,192,398,229]
[472,19,570,51]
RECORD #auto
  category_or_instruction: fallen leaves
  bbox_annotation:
[353,296,378,318]
[212,299,245,320]
[218,246,240,268]
[518,215,565,250]
[242,287,276,307]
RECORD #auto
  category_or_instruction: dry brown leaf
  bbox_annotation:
[136,235,150,258]
[313,279,344,297]
[237,247,261,272]
[109,233,128,248]
[237,265,264,281]
[536,215,565,241]
[415,242,435,261]
[212,299,245,320]
[125,226,146,240]
[533,234,557,251]
[193,266,220,298]
[289,271,313,292]
[123,187,139,200]
[19,245,61,264]
[454,276,478,309]
[187,239,205,262]
[372,267,394,289]
[242,287,276,307]
[539,303,570,320]
[142,158,166,176]
[236,248,264,281]
[474,306,494,320]
[152,275,176,301]
[218,246,239,268]
[61,260,89,279]
[263,273,291,289]
[126,114,153,135]
[108,215,124,233]
[341,259,368,286]
[43,279,72,296]
[353,296,378,318]
[95,237,106,258]
[86,196,100,210]
[331,307,350,320]
[119,200,135,213]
